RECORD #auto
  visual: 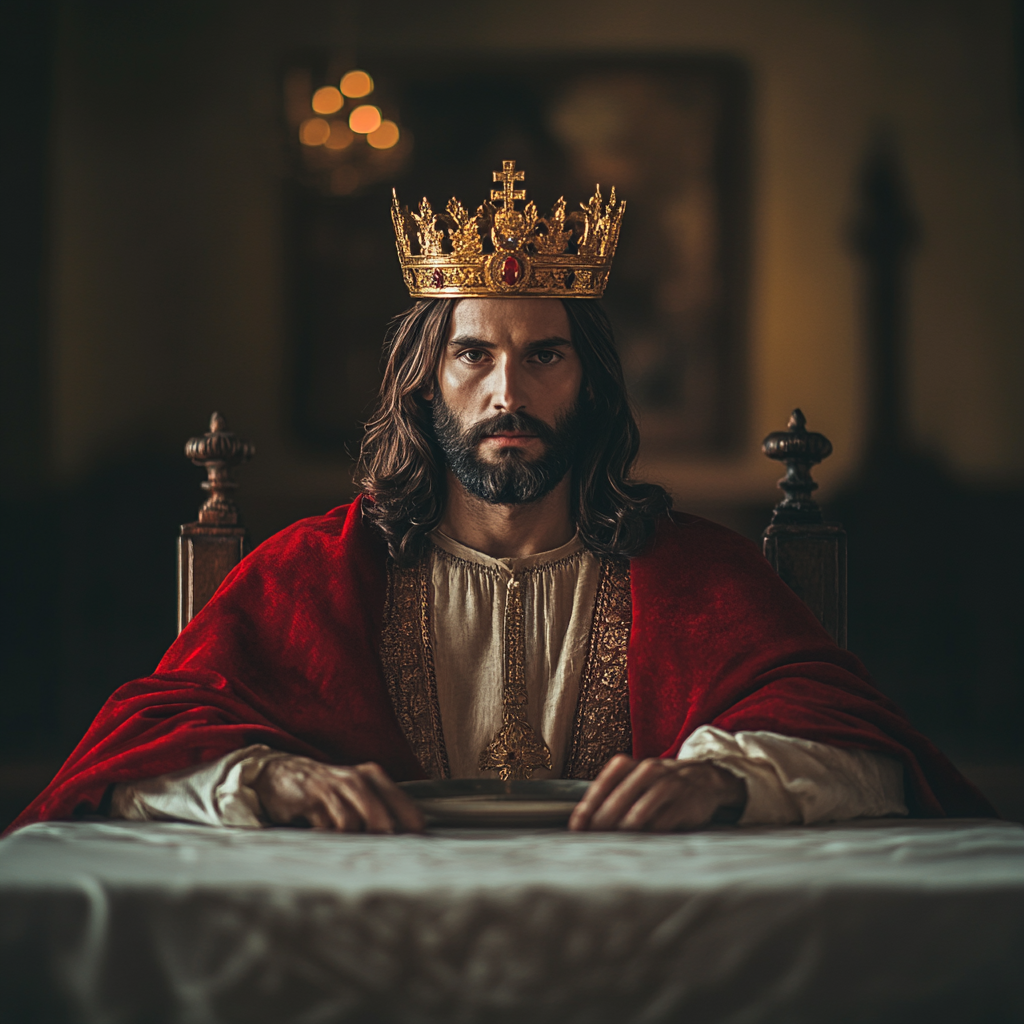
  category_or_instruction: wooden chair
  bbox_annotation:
[177,410,847,647]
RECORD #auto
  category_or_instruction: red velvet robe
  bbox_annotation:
[9,496,994,832]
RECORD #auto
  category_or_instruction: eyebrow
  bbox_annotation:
[447,335,572,351]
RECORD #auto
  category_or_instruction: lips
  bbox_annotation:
[483,433,539,445]
[461,411,554,449]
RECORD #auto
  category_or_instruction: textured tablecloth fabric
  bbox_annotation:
[1,819,1021,1024]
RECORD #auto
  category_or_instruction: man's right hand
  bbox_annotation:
[253,756,425,833]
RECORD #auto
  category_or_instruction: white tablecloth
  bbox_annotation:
[1,818,1021,1024]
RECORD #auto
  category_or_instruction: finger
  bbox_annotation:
[569,754,638,831]
[319,788,362,832]
[304,805,335,830]
[259,792,292,825]
[588,760,675,831]
[618,775,689,831]
[646,768,741,832]
[254,757,321,824]
[262,784,315,827]
[357,763,426,833]
[648,797,714,833]
[331,771,395,834]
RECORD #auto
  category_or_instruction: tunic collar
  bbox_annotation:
[429,529,584,574]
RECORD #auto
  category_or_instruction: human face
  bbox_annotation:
[428,299,584,504]
[430,298,582,462]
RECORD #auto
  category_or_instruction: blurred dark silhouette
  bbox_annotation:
[831,138,1023,763]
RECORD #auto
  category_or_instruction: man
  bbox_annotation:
[11,162,991,835]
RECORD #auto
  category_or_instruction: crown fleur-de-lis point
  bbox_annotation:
[491,159,526,210]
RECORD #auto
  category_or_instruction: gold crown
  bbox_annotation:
[391,159,625,299]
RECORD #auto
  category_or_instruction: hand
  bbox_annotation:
[568,754,747,832]
[253,757,425,833]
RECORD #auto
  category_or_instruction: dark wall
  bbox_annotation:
[0,0,59,756]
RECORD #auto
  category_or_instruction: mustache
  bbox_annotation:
[463,411,559,447]
[431,393,586,506]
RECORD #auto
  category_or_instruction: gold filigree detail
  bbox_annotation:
[492,198,539,252]
[478,573,553,781]
[577,186,623,258]
[563,557,633,780]
[391,201,413,258]
[444,198,483,256]
[380,558,449,779]
[409,197,444,256]
[391,159,626,299]
[534,196,573,255]
[414,264,484,291]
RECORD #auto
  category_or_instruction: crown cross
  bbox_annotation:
[491,160,526,209]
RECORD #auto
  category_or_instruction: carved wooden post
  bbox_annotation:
[762,409,847,647]
[177,413,254,633]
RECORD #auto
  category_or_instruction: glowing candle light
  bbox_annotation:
[340,70,373,98]
[299,117,331,146]
[367,119,400,149]
[324,121,354,150]
[311,86,343,115]
[348,104,382,134]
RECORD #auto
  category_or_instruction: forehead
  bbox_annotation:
[449,298,571,343]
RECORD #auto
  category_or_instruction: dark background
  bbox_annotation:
[1,0,1022,827]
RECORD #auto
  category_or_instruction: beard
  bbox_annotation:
[431,393,585,506]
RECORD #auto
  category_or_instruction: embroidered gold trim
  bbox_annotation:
[380,558,450,779]
[563,557,633,780]
[477,573,553,781]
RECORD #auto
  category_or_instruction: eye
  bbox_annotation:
[458,349,487,364]
[531,350,562,365]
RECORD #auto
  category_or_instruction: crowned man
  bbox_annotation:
[12,162,991,835]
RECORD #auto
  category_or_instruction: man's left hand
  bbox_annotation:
[568,754,747,832]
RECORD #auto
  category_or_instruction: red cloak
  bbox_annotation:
[9,496,994,831]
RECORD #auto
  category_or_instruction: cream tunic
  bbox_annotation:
[113,533,907,827]
[428,530,601,779]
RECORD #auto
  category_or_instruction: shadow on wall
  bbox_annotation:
[829,137,1023,790]
[0,456,198,763]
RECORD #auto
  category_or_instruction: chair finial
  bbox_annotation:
[762,409,833,524]
[184,413,255,525]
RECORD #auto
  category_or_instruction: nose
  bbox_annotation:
[492,354,526,414]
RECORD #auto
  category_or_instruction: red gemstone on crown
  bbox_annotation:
[431,268,444,288]
[502,256,521,286]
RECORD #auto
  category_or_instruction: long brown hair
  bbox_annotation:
[356,299,671,564]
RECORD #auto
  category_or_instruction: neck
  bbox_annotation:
[438,472,575,558]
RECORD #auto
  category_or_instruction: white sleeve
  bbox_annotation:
[110,745,291,829]
[678,725,908,826]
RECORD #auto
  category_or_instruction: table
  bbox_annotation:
[1,818,1022,1023]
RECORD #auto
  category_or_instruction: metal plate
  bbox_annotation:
[399,779,591,827]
